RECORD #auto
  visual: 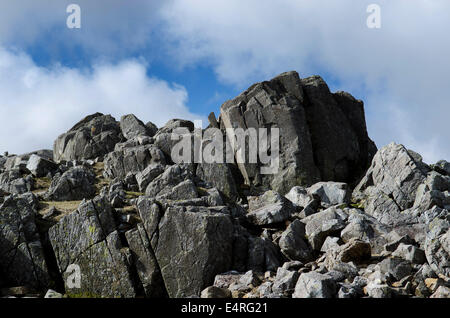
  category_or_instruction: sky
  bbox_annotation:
[0,0,449,164]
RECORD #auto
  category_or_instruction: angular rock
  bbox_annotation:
[324,238,371,270]
[292,271,337,298]
[302,206,348,250]
[145,164,194,198]
[53,113,122,162]
[279,219,313,262]
[26,154,58,177]
[246,190,295,226]
[44,166,96,201]
[392,243,426,264]
[125,224,166,297]
[272,267,299,296]
[135,163,164,192]
[0,169,34,194]
[103,144,165,180]
[219,71,375,194]
[120,114,153,140]
[307,181,350,208]
[353,143,430,226]
[151,205,234,297]
[424,221,450,277]
[0,193,51,289]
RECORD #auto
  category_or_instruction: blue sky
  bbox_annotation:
[0,0,449,164]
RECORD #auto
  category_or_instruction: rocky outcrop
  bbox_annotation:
[219,71,376,194]
[44,166,96,201]
[141,205,234,297]
[53,113,123,162]
[1,71,448,299]
[0,193,51,289]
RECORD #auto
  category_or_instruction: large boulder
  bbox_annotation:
[424,220,450,277]
[53,113,122,162]
[26,154,58,177]
[44,166,96,201]
[49,195,136,297]
[120,114,155,140]
[307,181,351,208]
[292,271,337,298]
[353,143,430,226]
[139,205,234,297]
[302,206,348,250]
[219,71,376,194]
[0,169,34,194]
[103,143,166,180]
[125,224,167,297]
[0,193,51,289]
[246,190,295,226]
[278,219,313,262]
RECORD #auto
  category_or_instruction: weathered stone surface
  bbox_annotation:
[220,71,375,194]
[125,224,166,297]
[135,163,165,192]
[292,271,337,298]
[307,182,350,208]
[0,193,51,289]
[392,243,426,264]
[145,164,194,198]
[67,231,137,297]
[354,143,430,226]
[53,113,122,162]
[26,154,58,177]
[103,144,165,180]
[201,286,231,298]
[430,285,450,298]
[196,162,239,200]
[279,220,313,262]
[120,114,153,140]
[246,190,295,226]
[0,169,33,194]
[49,195,136,297]
[324,238,371,269]
[424,221,450,277]
[377,257,413,281]
[302,206,348,250]
[284,186,313,207]
[48,195,116,273]
[272,267,299,296]
[44,166,96,201]
[151,205,234,297]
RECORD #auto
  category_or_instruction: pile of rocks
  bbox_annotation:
[0,71,448,298]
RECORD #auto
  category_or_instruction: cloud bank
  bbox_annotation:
[0,47,202,155]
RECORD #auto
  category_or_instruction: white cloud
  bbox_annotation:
[0,47,203,155]
[159,0,450,163]
[0,0,164,56]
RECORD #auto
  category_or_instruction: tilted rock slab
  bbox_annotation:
[53,113,122,162]
[0,193,51,289]
[137,203,234,297]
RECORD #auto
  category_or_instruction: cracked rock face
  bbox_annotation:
[53,113,123,163]
[0,193,51,289]
[220,71,376,194]
[150,206,234,298]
